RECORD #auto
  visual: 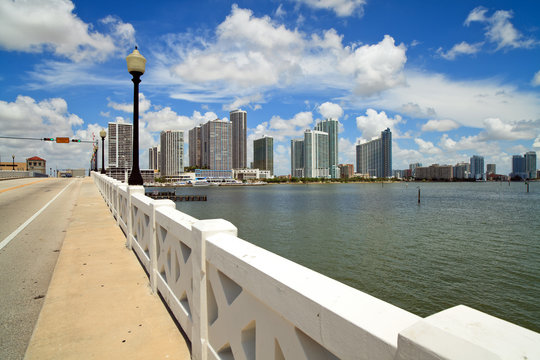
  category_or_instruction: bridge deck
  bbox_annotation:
[25,177,191,359]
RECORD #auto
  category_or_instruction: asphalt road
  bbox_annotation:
[0,177,82,360]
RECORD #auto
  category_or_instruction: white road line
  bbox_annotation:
[0,181,74,252]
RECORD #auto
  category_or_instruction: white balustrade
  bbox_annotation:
[91,172,540,360]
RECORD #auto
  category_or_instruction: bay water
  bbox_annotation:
[149,181,540,332]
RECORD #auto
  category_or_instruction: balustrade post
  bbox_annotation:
[149,199,175,293]
[126,185,144,250]
[191,219,238,360]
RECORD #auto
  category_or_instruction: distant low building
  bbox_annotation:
[26,156,46,174]
[338,164,354,178]
[415,164,453,181]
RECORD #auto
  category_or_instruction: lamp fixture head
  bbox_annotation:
[126,46,146,75]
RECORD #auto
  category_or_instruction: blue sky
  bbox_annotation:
[1,0,539,175]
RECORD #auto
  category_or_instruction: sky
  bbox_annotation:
[0,0,539,176]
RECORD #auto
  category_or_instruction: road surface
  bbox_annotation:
[0,177,82,360]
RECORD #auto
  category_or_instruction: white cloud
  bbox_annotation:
[0,0,134,62]
[464,7,536,50]
[370,70,540,129]
[108,93,151,114]
[164,6,406,103]
[0,95,99,170]
[437,41,482,60]
[251,111,313,142]
[318,102,343,119]
[421,119,460,132]
[533,136,540,149]
[414,138,441,155]
[144,109,217,133]
[532,71,540,87]
[291,0,366,17]
[355,109,403,140]
[223,94,263,111]
[477,118,537,141]
[338,137,356,164]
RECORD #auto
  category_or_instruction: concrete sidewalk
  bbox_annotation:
[25,178,191,359]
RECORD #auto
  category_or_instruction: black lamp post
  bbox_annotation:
[94,143,98,172]
[126,47,146,185]
[12,154,15,171]
[100,129,106,174]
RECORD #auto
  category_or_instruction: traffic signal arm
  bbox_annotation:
[43,137,54,141]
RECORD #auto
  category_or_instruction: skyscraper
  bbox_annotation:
[189,126,201,168]
[160,130,184,177]
[304,129,329,178]
[356,128,392,178]
[108,121,132,169]
[314,118,339,178]
[253,136,273,175]
[470,155,484,180]
[512,155,526,179]
[486,164,496,175]
[200,119,232,170]
[149,146,159,171]
[291,139,304,178]
[524,151,537,179]
[230,109,247,169]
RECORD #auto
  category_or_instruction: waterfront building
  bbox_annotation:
[338,164,354,179]
[511,155,526,179]
[230,110,247,169]
[453,162,470,180]
[486,164,496,175]
[415,164,453,181]
[26,156,46,174]
[149,146,160,171]
[160,130,184,177]
[409,163,422,178]
[304,129,329,178]
[524,151,537,179]
[233,168,272,180]
[314,118,339,178]
[356,128,392,178]
[189,126,201,168]
[291,139,304,178]
[200,119,232,170]
[470,155,484,180]
[108,121,132,170]
[253,136,274,175]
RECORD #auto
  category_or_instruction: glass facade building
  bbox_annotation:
[356,128,392,178]
[253,136,273,175]
[230,109,247,169]
[291,139,304,178]
[160,130,184,177]
[314,118,339,178]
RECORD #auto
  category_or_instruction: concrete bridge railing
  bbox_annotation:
[92,172,539,360]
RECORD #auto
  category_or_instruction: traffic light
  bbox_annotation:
[71,139,81,142]
[43,137,54,141]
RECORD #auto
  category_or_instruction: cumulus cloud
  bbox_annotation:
[291,0,366,17]
[415,138,442,155]
[0,0,134,62]
[477,118,537,141]
[223,94,263,111]
[421,119,460,132]
[338,137,356,164]
[0,95,99,170]
[532,71,540,87]
[252,111,313,142]
[464,6,536,50]
[371,70,540,129]
[318,102,343,119]
[355,109,403,140]
[437,41,482,60]
[166,6,406,104]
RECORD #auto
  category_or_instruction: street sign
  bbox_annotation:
[56,137,70,143]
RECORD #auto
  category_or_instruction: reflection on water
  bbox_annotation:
[148,181,540,332]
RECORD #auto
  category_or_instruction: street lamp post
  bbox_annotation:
[100,129,106,174]
[12,154,15,171]
[126,47,146,185]
[94,143,98,172]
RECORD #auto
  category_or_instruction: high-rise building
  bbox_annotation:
[409,163,422,177]
[304,129,329,178]
[453,162,470,180]
[108,122,132,169]
[338,164,354,178]
[149,146,160,171]
[253,136,273,175]
[512,155,526,179]
[524,151,537,179]
[160,130,184,177]
[486,163,496,175]
[470,155,484,180]
[314,118,339,178]
[200,119,232,170]
[356,128,392,178]
[189,126,201,168]
[291,139,304,178]
[230,109,247,169]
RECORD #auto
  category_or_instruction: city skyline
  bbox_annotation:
[0,1,539,175]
